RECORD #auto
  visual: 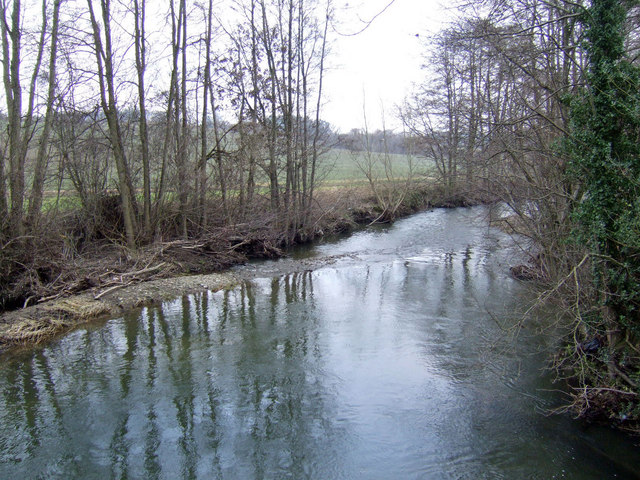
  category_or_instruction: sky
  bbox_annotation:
[9,0,450,134]
[323,0,452,132]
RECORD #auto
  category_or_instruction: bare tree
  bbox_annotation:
[0,0,48,236]
[27,0,62,227]
[196,0,213,229]
[356,110,414,222]
[133,0,151,238]
[86,0,138,248]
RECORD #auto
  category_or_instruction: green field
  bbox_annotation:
[317,148,435,187]
[31,147,435,213]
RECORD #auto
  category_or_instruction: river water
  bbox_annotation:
[0,207,638,479]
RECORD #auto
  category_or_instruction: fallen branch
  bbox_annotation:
[119,262,167,278]
[38,292,65,304]
[94,281,134,300]
[584,387,638,396]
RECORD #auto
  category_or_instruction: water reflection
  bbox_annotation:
[0,207,638,479]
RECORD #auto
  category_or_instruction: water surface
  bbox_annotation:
[1,207,638,478]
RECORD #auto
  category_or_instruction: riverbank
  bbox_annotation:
[0,272,240,350]
[3,193,640,440]
[0,184,485,351]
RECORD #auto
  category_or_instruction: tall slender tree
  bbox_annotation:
[134,0,152,238]
[27,0,63,227]
[87,0,138,248]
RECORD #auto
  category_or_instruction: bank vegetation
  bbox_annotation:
[401,0,640,433]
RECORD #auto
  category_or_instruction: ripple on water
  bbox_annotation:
[0,207,638,479]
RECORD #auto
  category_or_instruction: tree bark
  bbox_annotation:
[134,0,151,239]
[87,0,138,249]
[27,0,62,228]
[198,0,214,229]
[1,0,24,236]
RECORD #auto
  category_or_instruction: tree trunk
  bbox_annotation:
[0,141,7,228]
[87,0,138,249]
[134,0,151,239]
[1,0,24,236]
[261,0,280,210]
[198,0,214,229]
[179,0,188,238]
[27,0,62,228]
[307,1,330,225]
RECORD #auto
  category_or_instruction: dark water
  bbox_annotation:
[1,207,638,479]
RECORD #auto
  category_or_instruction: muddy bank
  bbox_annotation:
[0,272,240,351]
[0,185,488,353]
[0,247,368,353]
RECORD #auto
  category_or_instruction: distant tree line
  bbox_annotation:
[336,128,411,155]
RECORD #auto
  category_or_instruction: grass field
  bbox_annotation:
[32,147,435,212]
[317,148,435,187]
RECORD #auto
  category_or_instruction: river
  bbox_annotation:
[0,207,638,478]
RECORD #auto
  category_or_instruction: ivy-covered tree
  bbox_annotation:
[567,0,640,406]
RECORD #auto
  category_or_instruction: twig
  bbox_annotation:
[228,239,251,251]
[38,292,64,303]
[586,387,638,396]
[118,262,166,278]
[612,364,639,389]
[177,244,206,250]
[1,236,36,250]
[368,210,388,226]
[23,296,36,309]
[523,253,590,317]
[94,281,133,300]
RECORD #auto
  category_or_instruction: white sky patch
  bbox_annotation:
[323,0,451,132]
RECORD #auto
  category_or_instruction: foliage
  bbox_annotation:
[564,0,640,426]
[567,0,640,327]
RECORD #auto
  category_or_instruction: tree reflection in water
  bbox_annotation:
[0,208,638,479]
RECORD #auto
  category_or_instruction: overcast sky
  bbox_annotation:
[323,0,452,132]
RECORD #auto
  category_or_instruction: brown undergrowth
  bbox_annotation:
[496,224,640,435]
[488,206,640,435]
[0,184,473,351]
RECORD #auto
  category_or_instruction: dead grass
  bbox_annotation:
[0,298,112,347]
[0,316,71,346]
[42,298,111,319]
